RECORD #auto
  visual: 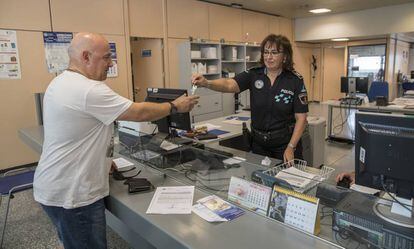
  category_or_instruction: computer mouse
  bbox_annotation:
[337,176,351,189]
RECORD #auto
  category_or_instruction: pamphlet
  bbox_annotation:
[196,195,244,221]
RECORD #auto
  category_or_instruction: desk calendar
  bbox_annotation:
[267,186,320,234]
[228,176,272,215]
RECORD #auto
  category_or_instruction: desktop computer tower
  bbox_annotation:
[302,116,326,168]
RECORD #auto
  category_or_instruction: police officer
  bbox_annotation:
[191,34,308,162]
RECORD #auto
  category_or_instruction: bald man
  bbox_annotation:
[34,33,198,249]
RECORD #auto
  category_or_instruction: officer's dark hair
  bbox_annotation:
[260,34,294,71]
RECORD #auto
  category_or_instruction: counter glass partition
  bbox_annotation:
[114,130,414,249]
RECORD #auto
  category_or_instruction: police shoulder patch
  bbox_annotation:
[291,70,303,80]
[247,66,265,73]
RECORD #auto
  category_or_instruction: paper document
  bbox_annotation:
[192,203,227,222]
[350,184,380,195]
[196,195,245,221]
[160,140,181,151]
[223,156,246,165]
[275,167,319,188]
[195,123,221,131]
[112,157,134,170]
[146,186,195,214]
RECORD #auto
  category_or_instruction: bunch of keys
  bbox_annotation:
[191,84,198,95]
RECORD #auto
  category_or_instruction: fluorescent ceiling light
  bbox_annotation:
[331,38,349,41]
[309,8,331,14]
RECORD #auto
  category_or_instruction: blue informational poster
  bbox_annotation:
[43,32,73,73]
[107,42,118,78]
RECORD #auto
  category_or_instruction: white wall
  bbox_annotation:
[295,3,414,42]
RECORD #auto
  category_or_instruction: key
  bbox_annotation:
[191,84,198,95]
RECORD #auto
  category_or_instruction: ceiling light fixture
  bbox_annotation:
[230,3,243,9]
[331,38,349,41]
[309,8,331,14]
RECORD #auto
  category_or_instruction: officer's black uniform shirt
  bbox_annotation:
[234,66,308,132]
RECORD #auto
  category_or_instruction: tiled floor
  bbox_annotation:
[0,103,357,249]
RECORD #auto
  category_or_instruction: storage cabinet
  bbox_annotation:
[0,0,51,31]
[167,0,209,39]
[128,0,164,38]
[50,0,124,35]
[242,10,269,43]
[208,5,242,42]
[280,17,293,41]
[268,16,280,36]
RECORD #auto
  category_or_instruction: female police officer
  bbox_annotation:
[191,34,308,162]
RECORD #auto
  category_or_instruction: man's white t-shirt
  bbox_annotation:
[34,70,132,209]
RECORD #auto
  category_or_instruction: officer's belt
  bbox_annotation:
[251,126,292,141]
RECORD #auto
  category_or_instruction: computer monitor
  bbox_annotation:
[145,88,192,134]
[355,112,414,199]
[340,77,369,96]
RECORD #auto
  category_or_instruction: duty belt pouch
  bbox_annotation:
[252,127,291,148]
[242,122,252,151]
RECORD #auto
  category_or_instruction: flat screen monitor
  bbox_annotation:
[340,77,369,95]
[145,88,192,134]
[355,112,414,199]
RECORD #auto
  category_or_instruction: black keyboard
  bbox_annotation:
[340,97,363,106]
[203,147,233,158]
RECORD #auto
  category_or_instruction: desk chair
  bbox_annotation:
[0,168,35,248]
[367,81,389,102]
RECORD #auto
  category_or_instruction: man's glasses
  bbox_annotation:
[263,50,284,57]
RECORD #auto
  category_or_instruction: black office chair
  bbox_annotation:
[0,168,35,248]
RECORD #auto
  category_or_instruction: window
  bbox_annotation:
[347,44,386,81]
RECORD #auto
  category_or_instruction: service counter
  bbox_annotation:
[19,124,413,249]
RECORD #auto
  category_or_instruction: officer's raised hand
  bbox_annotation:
[191,74,208,87]
[171,94,199,113]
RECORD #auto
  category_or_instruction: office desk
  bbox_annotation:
[324,100,414,143]
[19,126,342,249]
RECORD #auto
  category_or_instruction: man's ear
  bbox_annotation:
[81,51,90,64]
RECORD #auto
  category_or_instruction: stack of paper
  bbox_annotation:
[275,167,319,189]
[192,195,245,222]
[112,157,135,171]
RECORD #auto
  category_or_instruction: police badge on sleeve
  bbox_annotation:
[254,80,264,89]
[298,93,308,105]
[298,85,308,105]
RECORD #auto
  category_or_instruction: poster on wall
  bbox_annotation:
[107,42,118,78]
[43,32,73,74]
[0,30,21,79]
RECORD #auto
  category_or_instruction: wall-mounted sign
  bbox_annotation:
[141,49,152,57]
[0,30,21,79]
[43,32,73,74]
[107,42,118,78]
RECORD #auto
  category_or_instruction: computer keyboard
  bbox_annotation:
[203,147,233,158]
[340,97,363,106]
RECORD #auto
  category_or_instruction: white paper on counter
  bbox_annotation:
[350,184,380,195]
[112,157,134,170]
[146,186,194,214]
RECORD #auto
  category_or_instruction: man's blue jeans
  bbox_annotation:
[41,198,107,249]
